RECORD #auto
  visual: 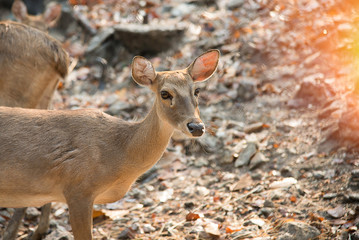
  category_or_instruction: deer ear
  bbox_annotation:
[131,56,157,86]
[43,2,62,27]
[187,49,220,82]
[12,0,28,21]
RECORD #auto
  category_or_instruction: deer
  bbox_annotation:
[11,0,62,32]
[0,2,68,239]
[0,49,219,239]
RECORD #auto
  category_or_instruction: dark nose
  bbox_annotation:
[187,122,205,137]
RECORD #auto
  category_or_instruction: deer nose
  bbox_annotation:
[187,122,205,137]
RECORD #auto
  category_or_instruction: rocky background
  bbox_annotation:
[1,0,359,239]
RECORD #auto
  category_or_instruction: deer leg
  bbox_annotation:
[3,207,27,240]
[66,197,94,240]
[31,203,51,240]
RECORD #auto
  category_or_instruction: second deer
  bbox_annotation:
[0,50,219,239]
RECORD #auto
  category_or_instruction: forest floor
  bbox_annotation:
[1,0,359,239]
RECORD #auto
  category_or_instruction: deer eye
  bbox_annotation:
[161,91,172,100]
[194,88,200,97]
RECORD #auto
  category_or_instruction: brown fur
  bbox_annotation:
[0,21,69,109]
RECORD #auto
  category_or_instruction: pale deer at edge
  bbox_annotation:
[0,50,220,239]
[0,2,68,239]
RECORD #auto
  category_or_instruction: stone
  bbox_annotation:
[269,178,297,189]
[327,205,345,219]
[323,193,338,200]
[249,152,269,170]
[279,221,320,240]
[143,223,156,233]
[106,101,132,115]
[44,225,73,240]
[234,142,258,167]
[25,207,41,221]
[244,122,263,134]
[226,0,245,9]
[114,22,185,54]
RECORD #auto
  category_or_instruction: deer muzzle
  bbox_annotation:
[187,122,205,137]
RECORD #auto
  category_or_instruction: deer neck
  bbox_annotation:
[124,99,174,173]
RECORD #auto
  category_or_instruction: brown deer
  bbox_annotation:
[0,2,68,239]
[11,0,62,32]
[0,50,219,239]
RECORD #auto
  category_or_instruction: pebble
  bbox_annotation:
[249,152,269,170]
[352,169,359,178]
[234,142,258,167]
[280,166,294,177]
[279,221,320,240]
[269,177,297,189]
[313,170,325,179]
[25,207,41,221]
[244,122,264,134]
[323,193,338,200]
[143,223,156,233]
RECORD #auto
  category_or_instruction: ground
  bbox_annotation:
[1,0,359,239]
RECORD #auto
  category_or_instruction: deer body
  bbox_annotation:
[0,107,172,206]
[0,50,219,239]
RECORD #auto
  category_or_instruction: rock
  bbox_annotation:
[260,208,274,217]
[25,207,41,221]
[249,218,266,228]
[226,0,245,9]
[143,223,156,233]
[288,76,335,108]
[249,152,269,170]
[237,77,258,101]
[279,221,320,240]
[280,166,294,177]
[204,222,220,237]
[44,225,73,240]
[106,101,132,115]
[327,205,345,219]
[269,177,297,189]
[170,3,197,17]
[86,28,115,53]
[323,193,338,200]
[142,198,154,207]
[348,193,359,202]
[114,22,185,54]
[118,227,137,239]
[313,170,325,179]
[234,142,258,167]
[352,169,359,178]
[263,200,275,208]
[244,122,264,134]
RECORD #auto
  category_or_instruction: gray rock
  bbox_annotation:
[226,0,245,9]
[279,221,320,240]
[280,166,294,177]
[260,208,273,218]
[25,207,41,221]
[323,193,337,200]
[114,23,185,54]
[234,142,258,167]
[143,223,156,233]
[313,170,325,179]
[249,152,269,170]
[106,101,132,115]
[44,225,73,240]
[352,169,359,178]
